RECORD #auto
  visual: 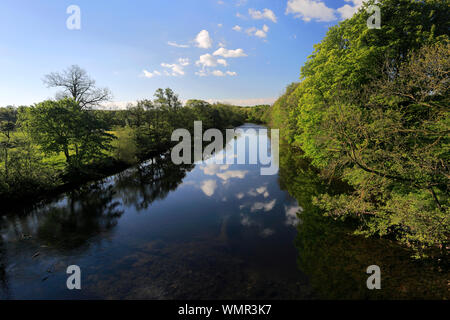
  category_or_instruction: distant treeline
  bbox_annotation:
[0,82,262,208]
[255,0,449,257]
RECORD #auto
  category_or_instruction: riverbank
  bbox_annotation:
[1,96,249,213]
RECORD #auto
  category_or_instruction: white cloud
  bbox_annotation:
[216,170,248,181]
[177,58,190,66]
[256,186,268,195]
[249,8,277,23]
[142,70,161,78]
[250,199,277,212]
[212,70,225,77]
[286,0,336,22]
[195,30,213,49]
[205,97,276,106]
[195,70,208,77]
[161,60,187,76]
[201,180,217,197]
[197,69,237,77]
[337,0,365,20]
[285,204,302,226]
[236,12,246,19]
[218,23,223,27]
[236,192,245,199]
[100,100,137,110]
[213,47,247,58]
[202,163,222,175]
[246,25,269,38]
[196,54,228,69]
[168,41,189,48]
[247,186,269,198]
[232,25,242,32]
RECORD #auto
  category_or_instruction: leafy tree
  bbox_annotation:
[270,0,449,256]
[0,107,17,179]
[21,99,115,168]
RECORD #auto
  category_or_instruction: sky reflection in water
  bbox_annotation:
[0,124,309,299]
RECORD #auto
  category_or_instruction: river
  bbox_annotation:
[0,124,447,299]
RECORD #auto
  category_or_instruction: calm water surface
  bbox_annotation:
[0,124,447,299]
[0,124,310,299]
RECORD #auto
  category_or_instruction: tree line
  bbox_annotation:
[264,0,449,257]
[0,65,252,207]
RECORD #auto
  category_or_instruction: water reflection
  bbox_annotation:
[114,153,194,211]
[0,125,446,299]
[1,124,309,299]
[37,184,123,249]
[278,143,449,299]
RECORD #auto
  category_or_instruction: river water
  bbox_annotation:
[0,124,447,299]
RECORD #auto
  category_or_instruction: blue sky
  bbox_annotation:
[0,0,364,107]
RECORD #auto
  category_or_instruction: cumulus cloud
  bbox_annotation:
[208,70,238,77]
[161,58,189,76]
[250,199,277,212]
[285,204,302,226]
[236,192,245,199]
[286,0,336,22]
[196,54,227,68]
[216,170,248,181]
[212,70,226,77]
[167,41,189,48]
[201,180,217,197]
[249,8,277,23]
[142,70,161,78]
[195,30,213,49]
[202,163,223,175]
[232,25,242,32]
[161,63,184,76]
[337,0,365,20]
[177,58,190,66]
[246,25,269,38]
[247,185,269,198]
[213,47,247,58]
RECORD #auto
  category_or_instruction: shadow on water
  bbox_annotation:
[36,184,123,250]
[278,143,449,300]
[114,153,194,211]
[0,153,195,299]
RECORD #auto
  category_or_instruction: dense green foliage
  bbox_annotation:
[267,0,449,256]
[278,144,449,299]
[243,104,271,124]
[0,84,246,207]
